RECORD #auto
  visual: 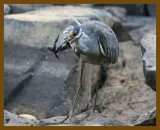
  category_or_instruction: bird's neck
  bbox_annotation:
[72,32,91,50]
[76,32,90,43]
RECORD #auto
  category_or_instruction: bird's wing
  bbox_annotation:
[97,29,119,64]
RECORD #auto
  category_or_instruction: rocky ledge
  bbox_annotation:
[141,31,156,91]
[4,110,127,126]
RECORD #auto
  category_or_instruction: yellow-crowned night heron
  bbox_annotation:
[49,19,119,124]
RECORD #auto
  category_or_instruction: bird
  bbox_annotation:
[49,18,119,124]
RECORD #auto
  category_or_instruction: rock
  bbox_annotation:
[103,6,127,22]
[116,4,145,16]
[134,107,156,126]
[4,5,118,118]
[4,37,104,118]
[146,4,156,17]
[4,4,11,15]
[141,31,156,91]
[4,5,119,48]
[4,110,39,126]
[93,4,146,16]
[80,115,126,126]
[129,25,156,45]
[5,110,126,126]
[39,111,126,126]
[4,44,104,124]
[126,16,156,26]
[127,16,156,44]
[113,16,156,42]
[18,114,37,120]
[96,41,156,125]
[9,4,53,14]
[101,4,145,16]
[113,22,140,42]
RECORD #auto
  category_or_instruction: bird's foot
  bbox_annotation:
[56,111,79,125]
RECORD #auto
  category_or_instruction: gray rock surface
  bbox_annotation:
[103,6,127,22]
[120,4,146,16]
[9,4,53,14]
[4,5,112,118]
[4,5,119,49]
[113,16,156,42]
[111,4,145,16]
[4,110,127,126]
[4,110,39,126]
[126,16,156,27]
[4,42,104,118]
[141,31,156,91]
[129,25,156,45]
[4,4,11,15]
[127,16,156,44]
[93,4,146,16]
[134,107,156,126]
[80,115,126,126]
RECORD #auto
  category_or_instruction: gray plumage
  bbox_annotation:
[49,19,119,124]
[74,21,119,65]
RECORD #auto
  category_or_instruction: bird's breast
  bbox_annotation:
[77,36,100,56]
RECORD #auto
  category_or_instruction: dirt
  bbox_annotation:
[96,41,156,125]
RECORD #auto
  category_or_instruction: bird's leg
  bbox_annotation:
[90,83,99,116]
[58,60,85,124]
[80,73,100,121]
[69,59,85,123]
[79,84,99,122]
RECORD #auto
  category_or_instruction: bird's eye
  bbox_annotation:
[72,32,77,37]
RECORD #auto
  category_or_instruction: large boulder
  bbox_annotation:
[92,4,146,16]
[141,31,156,91]
[103,6,127,22]
[4,41,105,118]
[116,4,145,16]
[4,5,119,48]
[113,16,156,42]
[9,4,53,14]
[4,5,113,118]
[129,25,156,45]
[128,16,156,44]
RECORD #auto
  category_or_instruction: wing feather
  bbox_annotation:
[97,27,119,64]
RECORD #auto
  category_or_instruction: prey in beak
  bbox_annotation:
[48,18,83,60]
[48,33,72,60]
[48,34,60,60]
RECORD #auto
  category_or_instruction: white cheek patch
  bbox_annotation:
[63,26,74,35]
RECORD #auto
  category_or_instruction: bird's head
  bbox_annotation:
[55,18,83,51]
[49,18,83,60]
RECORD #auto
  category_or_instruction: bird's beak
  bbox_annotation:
[48,34,71,60]
[56,35,70,51]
